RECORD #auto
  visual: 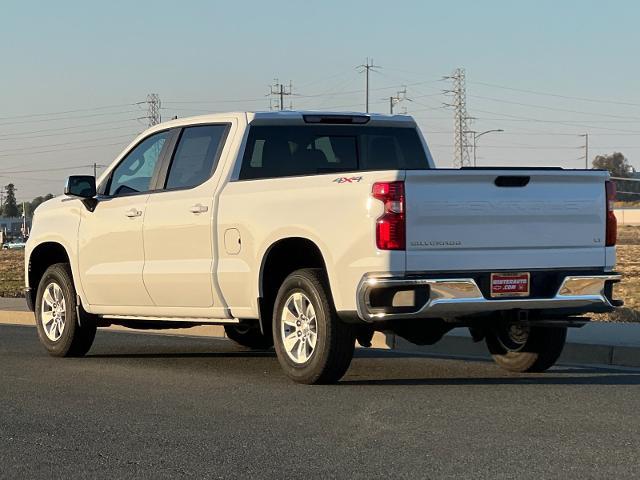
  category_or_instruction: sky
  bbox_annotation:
[2,0,640,201]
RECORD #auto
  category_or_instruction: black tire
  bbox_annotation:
[272,268,355,384]
[224,324,273,350]
[34,263,97,357]
[486,324,567,373]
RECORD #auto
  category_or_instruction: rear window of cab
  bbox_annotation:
[239,125,428,180]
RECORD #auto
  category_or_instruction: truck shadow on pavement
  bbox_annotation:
[340,372,640,386]
[86,348,640,386]
[88,350,276,359]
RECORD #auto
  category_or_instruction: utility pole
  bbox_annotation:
[580,133,589,168]
[389,87,407,114]
[357,58,381,113]
[146,93,161,126]
[21,202,27,237]
[93,162,97,178]
[269,80,293,110]
[443,68,472,168]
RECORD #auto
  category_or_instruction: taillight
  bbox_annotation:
[372,181,405,250]
[606,180,617,246]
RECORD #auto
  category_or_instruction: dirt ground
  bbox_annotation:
[0,250,24,298]
[605,226,640,322]
[1,228,638,320]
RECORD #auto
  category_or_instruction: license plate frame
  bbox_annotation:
[490,272,531,298]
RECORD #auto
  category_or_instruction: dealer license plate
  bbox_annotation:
[490,272,530,298]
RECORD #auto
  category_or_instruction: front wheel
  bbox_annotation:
[35,263,97,357]
[273,269,355,384]
[486,323,567,373]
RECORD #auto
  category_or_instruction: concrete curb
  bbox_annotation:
[1,311,638,368]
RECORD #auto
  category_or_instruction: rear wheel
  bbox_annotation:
[486,323,567,373]
[224,323,273,350]
[35,263,97,357]
[273,269,355,384]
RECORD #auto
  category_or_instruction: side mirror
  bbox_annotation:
[64,176,96,198]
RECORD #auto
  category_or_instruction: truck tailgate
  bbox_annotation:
[404,169,608,272]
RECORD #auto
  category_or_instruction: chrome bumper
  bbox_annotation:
[356,274,621,322]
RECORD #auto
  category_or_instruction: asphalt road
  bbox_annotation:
[1,325,639,479]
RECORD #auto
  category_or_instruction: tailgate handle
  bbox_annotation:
[495,176,530,187]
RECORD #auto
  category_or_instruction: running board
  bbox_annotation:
[100,315,240,324]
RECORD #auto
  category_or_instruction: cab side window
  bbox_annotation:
[164,125,229,190]
[108,131,169,196]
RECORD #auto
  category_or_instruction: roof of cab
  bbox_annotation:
[247,110,415,123]
[145,110,416,133]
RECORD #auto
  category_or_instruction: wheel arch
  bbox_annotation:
[27,241,82,310]
[257,237,330,334]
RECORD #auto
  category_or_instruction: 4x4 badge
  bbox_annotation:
[333,176,363,184]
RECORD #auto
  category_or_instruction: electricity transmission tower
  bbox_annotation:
[389,87,408,114]
[269,80,293,110]
[146,94,161,126]
[443,68,472,167]
[357,58,381,113]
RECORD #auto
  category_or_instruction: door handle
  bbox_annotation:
[189,203,209,214]
[125,208,143,218]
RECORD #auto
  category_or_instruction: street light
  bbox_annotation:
[464,129,504,167]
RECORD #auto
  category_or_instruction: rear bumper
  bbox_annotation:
[356,273,621,322]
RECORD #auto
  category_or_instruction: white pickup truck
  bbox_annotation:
[25,111,621,384]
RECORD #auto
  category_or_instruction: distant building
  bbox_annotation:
[0,216,31,239]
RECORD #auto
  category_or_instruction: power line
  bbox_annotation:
[0,140,132,159]
[0,118,141,139]
[0,123,141,142]
[160,107,222,115]
[472,108,640,133]
[469,94,640,121]
[0,164,108,174]
[164,97,266,105]
[0,103,140,122]
[469,80,640,107]
[292,69,356,91]
[159,80,444,111]
[0,133,139,155]
[296,73,360,110]
[0,109,142,127]
[374,70,445,91]
[0,174,73,182]
[294,83,441,100]
[429,144,585,150]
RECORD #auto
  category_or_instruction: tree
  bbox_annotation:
[592,152,634,178]
[2,184,19,217]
